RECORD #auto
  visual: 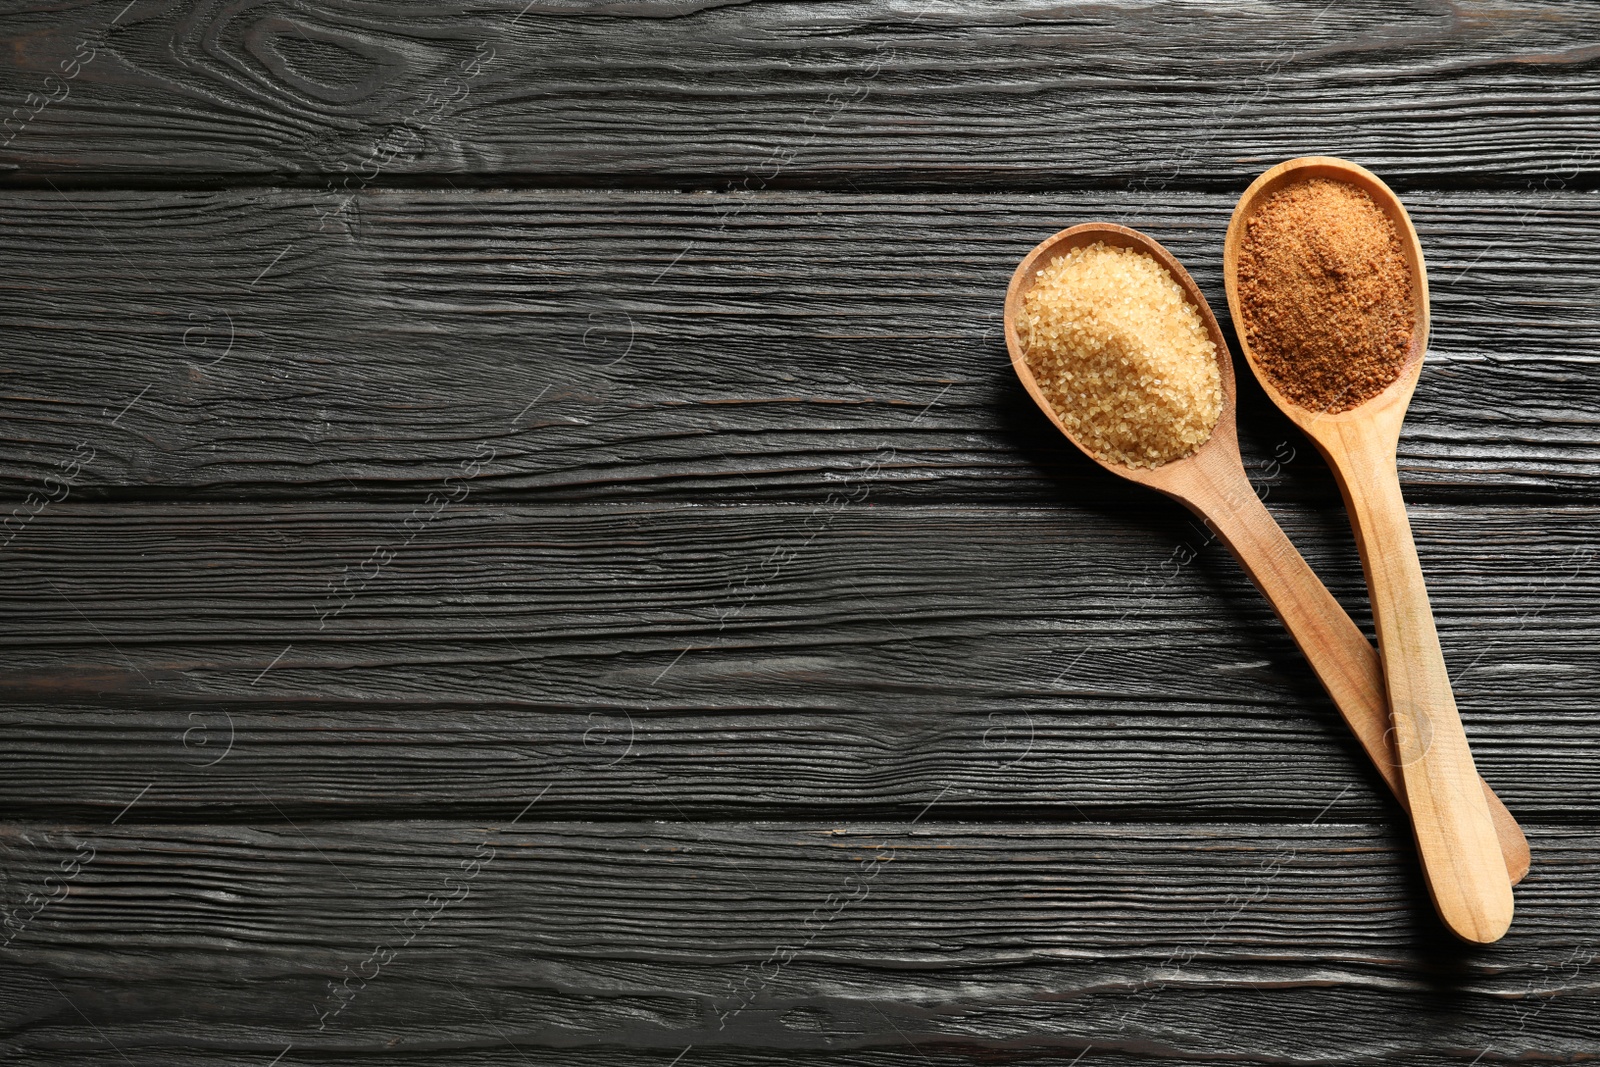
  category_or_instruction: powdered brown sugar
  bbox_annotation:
[1235,177,1414,412]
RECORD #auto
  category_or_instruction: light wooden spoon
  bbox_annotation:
[1223,157,1516,944]
[1004,222,1529,898]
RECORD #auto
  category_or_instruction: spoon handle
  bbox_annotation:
[1181,460,1528,885]
[1321,437,1515,943]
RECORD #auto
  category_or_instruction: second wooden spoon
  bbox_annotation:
[1005,222,1528,894]
[1223,157,1516,943]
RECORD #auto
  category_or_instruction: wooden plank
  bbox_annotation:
[2,818,1599,1061]
[0,189,1597,502]
[1,502,1592,820]
[12,1055,1572,1067]
[1,1051,1592,1067]
[2,1054,1585,1067]
[8,689,1594,825]
[1,1,1598,186]
[7,1054,1577,1067]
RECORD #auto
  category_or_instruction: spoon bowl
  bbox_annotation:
[1223,156,1429,436]
[1005,222,1528,903]
[1224,157,1518,943]
[1005,223,1241,504]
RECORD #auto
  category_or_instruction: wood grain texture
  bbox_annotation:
[0,502,1593,821]
[1,188,1598,502]
[1,0,1599,187]
[11,1056,1584,1067]
[3,819,1600,1062]
[3,0,1598,1056]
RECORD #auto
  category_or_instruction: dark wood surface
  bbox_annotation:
[3,1,1599,1063]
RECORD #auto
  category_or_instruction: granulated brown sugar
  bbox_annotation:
[1017,242,1222,469]
[1236,178,1414,412]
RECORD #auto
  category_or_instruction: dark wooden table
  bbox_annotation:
[3,2,1598,1063]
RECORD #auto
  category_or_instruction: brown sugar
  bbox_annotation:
[1017,242,1222,469]
[1235,178,1415,412]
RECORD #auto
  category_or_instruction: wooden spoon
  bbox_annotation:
[1222,157,1516,944]
[1004,222,1530,902]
